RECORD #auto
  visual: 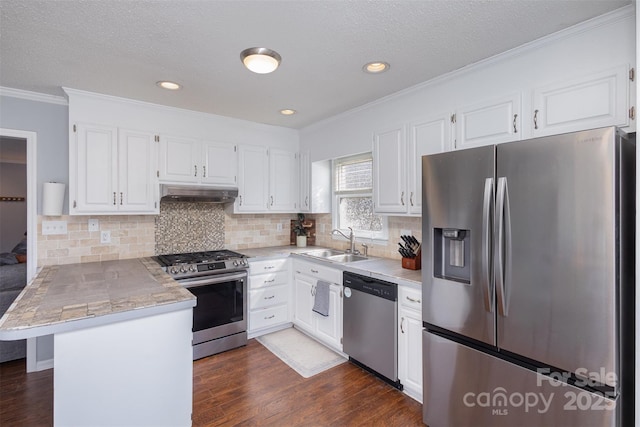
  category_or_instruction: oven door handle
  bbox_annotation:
[179,272,247,289]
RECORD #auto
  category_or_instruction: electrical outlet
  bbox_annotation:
[400,229,412,237]
[42,220,68,235]
[88,219,99,232]
[276,223,283,231]
[100,231,111,244]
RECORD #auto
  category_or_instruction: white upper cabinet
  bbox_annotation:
[373,114,450,215]
[118,129,159,212]
[454,92,522,149]
[236,145,298,213]
[201,140,238,186]
[237,145,269,212]
[407,114,452,215]
[299,151,310,213]
[373,126,406,214]
[159,136,237,186]
[268,148,298,212]
[531,65,631,137]
[71,123,158,214]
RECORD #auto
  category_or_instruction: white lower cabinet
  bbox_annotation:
[247,258,291,337]
[292,259,343,352]
[398,286,423,403]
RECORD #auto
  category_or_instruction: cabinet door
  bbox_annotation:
[455,92,521,149]
[158,135,200,182]
[293,274,315,332]
[532,65,629,137]
[399,307,423,402]
[74,123,118,213]
[407,114,451,215]
[373,126,406,214]
[201,141,237,186]
[269,148,298,212]
[299,151,311,213]
[237,145,269,212]
[314,284,342,351]
[118,129,158,213]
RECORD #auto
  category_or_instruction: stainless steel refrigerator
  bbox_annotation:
[421,127,635,427]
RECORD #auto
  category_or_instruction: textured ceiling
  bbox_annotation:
[0,0,631,129]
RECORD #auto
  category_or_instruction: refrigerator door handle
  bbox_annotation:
[481,177,494,313]
[495,177,509,317]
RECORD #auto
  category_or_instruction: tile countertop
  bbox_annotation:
[242,245,422,289]
[0,258,195,341]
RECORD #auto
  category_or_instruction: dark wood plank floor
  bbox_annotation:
[0,339,423,426]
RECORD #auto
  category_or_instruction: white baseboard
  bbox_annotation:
[36,358,54,371]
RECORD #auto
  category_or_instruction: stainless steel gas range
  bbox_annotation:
[154,250,249,360]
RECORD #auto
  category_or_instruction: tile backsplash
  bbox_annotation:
[37,215,155,266]
[37,205,422,266]
[155,202,225,255]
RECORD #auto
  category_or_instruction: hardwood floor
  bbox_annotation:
[0,339,423,426]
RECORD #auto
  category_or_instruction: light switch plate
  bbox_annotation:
[88,219,99,232]
[42,220,68,235]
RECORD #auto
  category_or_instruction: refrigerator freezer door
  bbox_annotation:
[422,145,496,346]
[495,127,620,388]
[423,331,617,427]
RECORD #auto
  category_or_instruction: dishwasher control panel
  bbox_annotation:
[343,272,397,302]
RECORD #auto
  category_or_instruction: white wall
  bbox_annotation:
[300,7,635,161]
[0,95,69,215]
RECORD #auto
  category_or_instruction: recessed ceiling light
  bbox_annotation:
[156,81,181,90]
[280,109,296,116]
[363,62,390,74]
[240,47,282,74]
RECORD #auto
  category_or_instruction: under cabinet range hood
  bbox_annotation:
[160,184,238,203]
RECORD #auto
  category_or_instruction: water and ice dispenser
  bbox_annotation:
[433,228,471,284]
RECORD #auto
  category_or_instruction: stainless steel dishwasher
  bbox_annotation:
[343,271,402,389]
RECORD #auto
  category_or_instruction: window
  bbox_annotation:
[332,153,387,241]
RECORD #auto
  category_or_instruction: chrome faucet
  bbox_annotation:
[331,227,359,254]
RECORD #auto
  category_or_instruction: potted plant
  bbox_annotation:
[293,213,308,247]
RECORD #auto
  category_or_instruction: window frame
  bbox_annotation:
[331,153,388,243]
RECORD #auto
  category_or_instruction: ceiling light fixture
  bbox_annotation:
[156,81,182,90]
[280,109,296,116]
[363,62,390,74]
[240,47,282,74]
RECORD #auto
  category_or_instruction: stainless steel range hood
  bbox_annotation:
[160,184,238,203]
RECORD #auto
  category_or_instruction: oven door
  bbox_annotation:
[179,271,247,345]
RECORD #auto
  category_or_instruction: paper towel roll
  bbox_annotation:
[42,182,66,216]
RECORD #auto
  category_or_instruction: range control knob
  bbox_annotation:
[233,260,239,266]
[170,268,177,275]
[180,267,186,273]
[189,265,196,272]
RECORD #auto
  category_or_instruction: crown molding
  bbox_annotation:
[0,86,68,106]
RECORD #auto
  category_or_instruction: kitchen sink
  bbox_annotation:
[302,249,346,258]
[302,249,368,263]
[326,254,368,263]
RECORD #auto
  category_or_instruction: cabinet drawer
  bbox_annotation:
[249,304,288,330]
[399,286,422,311]
[249,258,289,274]
[293,259,342,284]
[249,285,289,310]
[249,270,290,290]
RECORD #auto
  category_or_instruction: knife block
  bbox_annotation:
[402,249,421,270]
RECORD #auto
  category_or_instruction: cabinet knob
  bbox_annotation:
[409,192,414,207]
[194,165,197,177]
[534,110,539,130]
[400,317,405,334]
[203,165,206,178]
[513,114,518,133]
[400,191,405,206]
[113,192,116,205]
